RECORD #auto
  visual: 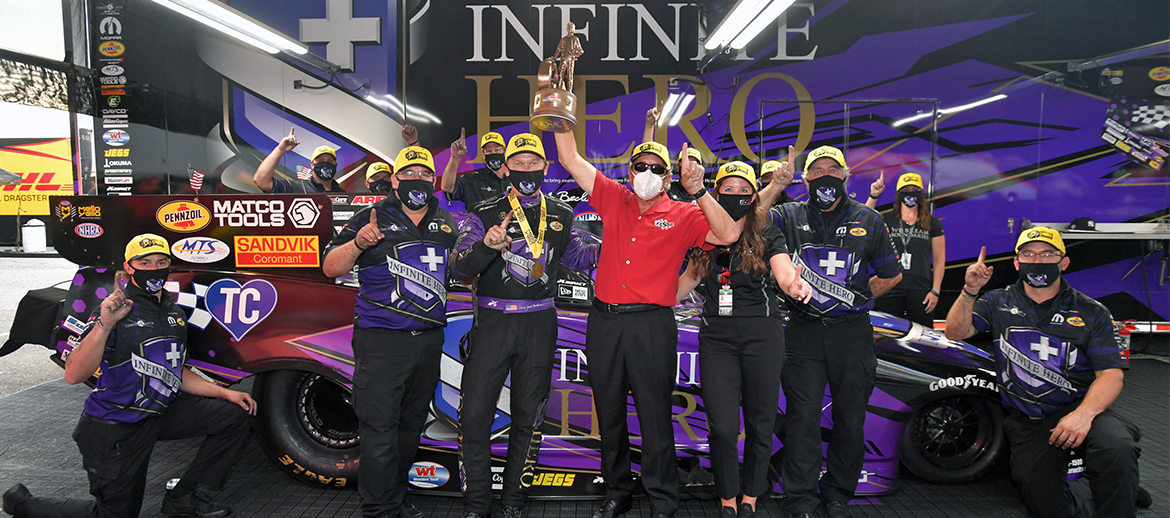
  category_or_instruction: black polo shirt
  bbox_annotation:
[451,167,509,208]
[697,223,789,318]
[884,212,943,292]
[273,175,346,194]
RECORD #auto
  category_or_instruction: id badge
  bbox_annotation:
[718,285,733,316]
[900,252,912,270]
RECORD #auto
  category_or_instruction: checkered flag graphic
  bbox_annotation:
[187,164,204,191]
[1131,104,1170,129]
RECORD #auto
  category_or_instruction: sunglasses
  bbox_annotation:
[632,161,669,176]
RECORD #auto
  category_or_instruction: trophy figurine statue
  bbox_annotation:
[531,22,583,132]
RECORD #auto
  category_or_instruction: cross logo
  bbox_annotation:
[820,251,846,277]
[420,247,444,272]
[299,0,381,71]
[1030,336,1059,362]
[166,343,182,368]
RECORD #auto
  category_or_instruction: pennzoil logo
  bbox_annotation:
[156,201,210,233]
[1068,317,1085,327]
[850,227,867,237]
[550,221,563,231]
[98,41,125,56]
[404,149,429,161]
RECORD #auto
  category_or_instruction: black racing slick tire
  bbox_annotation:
[253,370,361,489]
[899,396,1007,485]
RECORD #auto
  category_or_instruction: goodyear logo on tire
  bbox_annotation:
[156,201,210,233]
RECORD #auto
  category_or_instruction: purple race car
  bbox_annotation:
[7,194,1009,498]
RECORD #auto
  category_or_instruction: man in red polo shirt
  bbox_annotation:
[554,131,740,518]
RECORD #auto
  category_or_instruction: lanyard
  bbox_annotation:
[507,191,547,260]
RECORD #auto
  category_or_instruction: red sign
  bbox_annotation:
[234,235,320,268]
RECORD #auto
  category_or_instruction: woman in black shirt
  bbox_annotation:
[677,162,811,518]
[866,172,946,327]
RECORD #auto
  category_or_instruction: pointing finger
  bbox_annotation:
[501,211,513,228]
[787,145,795,165]
[460,127,466,139]
[288,127,295,137]
[977,246,987,264]
[369,209,378,228]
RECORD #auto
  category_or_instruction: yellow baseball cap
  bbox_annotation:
[394,146,435,173]
[505,133,545,160]
[714,161,758,191]
[804,145,848,172]
[1016,226,1066,254]
[677,147,702,163]
[125,233,170,262]
[480,132,505,149]
[897,173,924,191]
[631,141,671,166]
[760,160,782,176]
[311,145,336,160]
[366,161,392,180]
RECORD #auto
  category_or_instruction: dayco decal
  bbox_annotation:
[156,201,211,232]
[929,374,999,392]
[530,472,577,487]
[213,199,288,227]
[407,462,450,489]
[172,237,230,264]
[234,235,320,268]
[98,41,125,57]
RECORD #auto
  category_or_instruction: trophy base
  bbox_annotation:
[531,88,577,133]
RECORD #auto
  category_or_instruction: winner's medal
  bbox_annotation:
[508,192,547,279]
[531,262,545,278]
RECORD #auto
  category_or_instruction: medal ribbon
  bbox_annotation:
[508,191,546,259]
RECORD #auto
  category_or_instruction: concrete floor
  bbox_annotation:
[0,255,78,397]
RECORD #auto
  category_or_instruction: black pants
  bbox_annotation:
[1004,404,1142,518]
[13,394,251,518]
[458,308,558,515]
[698,316,785,500]
[780,312,876,513]
[874,288,934,328]
[351,326,444,518]
[586,306,679,514]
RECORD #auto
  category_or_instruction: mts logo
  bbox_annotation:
[0,173,70,192]
[105,149,130,157]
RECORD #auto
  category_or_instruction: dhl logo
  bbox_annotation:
[105,149,130,157]
[0,173,72,192]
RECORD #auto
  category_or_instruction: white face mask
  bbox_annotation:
[632,170,664,200]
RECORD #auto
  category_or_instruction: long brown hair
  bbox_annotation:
[897,188,933,232]
[688,196,769,279]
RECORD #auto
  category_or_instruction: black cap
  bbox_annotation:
[1069,217,1096,231]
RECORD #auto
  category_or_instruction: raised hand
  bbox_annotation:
[647,100,663,127]
[777,145,796,187]
[679,142,704,193]
[99,273,134,329]
[355,210,385,251]
[787,264,814,303]
[484,212,513,251]
[870,171,885,198]
[277,127,299,154]
[402,123,419,145]
[451,127,468,160]
[964,246,994,291]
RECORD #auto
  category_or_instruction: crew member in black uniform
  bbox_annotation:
[450,134,599,518]
[946,228,1151,518]
[440,131,510,208]
[676,162,811,518]
[769,146,902,518]
[323,147,459,518]
[254,124,418,194]
[758,155,796,209]
[865,172,945,327]
[3,234,255,518]
[366,161,393,193]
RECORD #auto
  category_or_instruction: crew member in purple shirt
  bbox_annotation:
[450,133,598,518]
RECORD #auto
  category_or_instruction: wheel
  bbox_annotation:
[253,370,360,488]
[899,396,1007,484]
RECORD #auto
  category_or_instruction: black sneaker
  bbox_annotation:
[500,505,523,518]
[400,502,424,518]
[591,499,632,518]
[824,501,852,518]
[160,489,231,518]
[3,484,30,517]
[1136,486,1153,508]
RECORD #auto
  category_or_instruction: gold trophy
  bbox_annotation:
[531,22,583,132]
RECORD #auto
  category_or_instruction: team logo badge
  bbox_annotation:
[550,222,563,231]
[850,227,867,237]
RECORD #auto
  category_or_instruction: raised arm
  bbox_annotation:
[64,274,131,384]
[865,172,885,209]
[254,127,298,192]
[554,130,597,194]
[945,246,993,340]
[643,101,662,143]
[678,143,738,245]
[323,210,384,277]
[759,145,795,210]
[441,128,468,194]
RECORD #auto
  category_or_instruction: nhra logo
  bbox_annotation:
[407,462,449,489]
[75,223,104,238]
[156,201,211,233]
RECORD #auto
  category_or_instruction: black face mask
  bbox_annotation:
[368,179,392,193]
[132,267,170,294]
[1019,262,1061,288]
[484,153,505,172]
[396,179,433,210]
[899,192,920,208]
[717,193,754,220]
[806,175,845,210]
[508,169,544,196]
[313,162,337,181]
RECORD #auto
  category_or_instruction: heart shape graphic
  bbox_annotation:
[205,278,279,341]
